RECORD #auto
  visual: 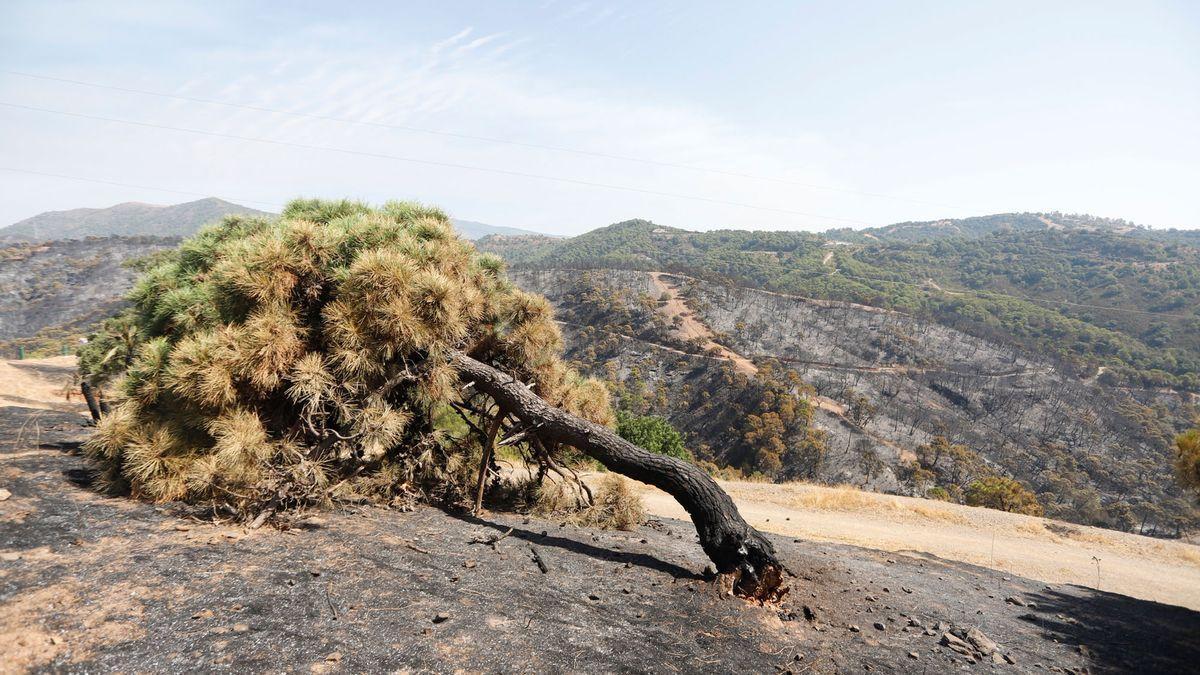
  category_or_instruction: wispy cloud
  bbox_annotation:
[432,27,474,54]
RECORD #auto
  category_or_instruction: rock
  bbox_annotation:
[433,612,450,623]
[849,625,861,633]
[966,627,998,655]
[174,524,191,532]
[923,627,936,636]
[232,623,250,633]
[941,633,974,657]
[325,652,342,663]
[1005,596,1026,607]
[908,617,922,628]
[0,489,11,501]
[907,652,919,660]
[873,622,886,631]
[191,609,215,620]
[463,559,477,568]
[0,551,21,562]
[802,605,818,622]
[992,652,1006,664]
[1004,653,1016,664]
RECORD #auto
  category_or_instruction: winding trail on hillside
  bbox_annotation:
[648,272,758,377]
[646,272,849,416]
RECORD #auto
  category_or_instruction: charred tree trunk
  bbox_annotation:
[81,381,103,423]
[473,412,505,515]
[452,352,788,600]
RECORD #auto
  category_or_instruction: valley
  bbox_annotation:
[508,266,1197,532]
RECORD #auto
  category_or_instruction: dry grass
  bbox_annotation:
[722,481,971,526]
[621,474,1200,610]
[500,471,644,531]
[575,474,645,530]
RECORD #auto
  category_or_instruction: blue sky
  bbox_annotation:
[1,1,1197,234]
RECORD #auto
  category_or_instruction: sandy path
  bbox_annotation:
[621,477,1200,611]
[0,356,86,413]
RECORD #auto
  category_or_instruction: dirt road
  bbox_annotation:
[625,478,1200,611]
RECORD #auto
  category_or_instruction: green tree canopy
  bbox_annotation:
[964,476,1044,516]
[615,410,692,461]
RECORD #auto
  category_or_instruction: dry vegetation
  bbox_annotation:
[622,476,1200,610]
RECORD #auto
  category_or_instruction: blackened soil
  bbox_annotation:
[1,407,1197,674]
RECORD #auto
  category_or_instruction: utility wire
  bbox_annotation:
[2,69,975,213]
[0,167,283,210]
[0,101,877,227]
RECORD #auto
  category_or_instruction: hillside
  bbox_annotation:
[480,218,1200,392]
[479,216,1200,533]
[824,212,1146,243]
[2,368,1197,673]
[0,236,178,356]
[0,198,271,243]
[511,268,1197,533]
[451,218,554,240]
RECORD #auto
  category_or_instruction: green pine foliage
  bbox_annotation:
[80,199,613,516]
[615,411,692,461]
[964,476,1045,516]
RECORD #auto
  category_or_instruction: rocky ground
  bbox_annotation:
[2,408,1199,673]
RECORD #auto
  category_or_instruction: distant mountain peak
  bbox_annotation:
[0,198,272,243]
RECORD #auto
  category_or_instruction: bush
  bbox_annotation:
[576,474,645,530]
[1175,429,1200,498]
[964,476,1044,516]
[615,410,692,461]
[81,200,612,517]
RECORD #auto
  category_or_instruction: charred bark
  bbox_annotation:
[81,381,103,423]
[452,352,788,600]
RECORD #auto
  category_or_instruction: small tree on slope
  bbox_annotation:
[82,199,786,599]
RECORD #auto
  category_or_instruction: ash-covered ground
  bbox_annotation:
[2,407,1197,674]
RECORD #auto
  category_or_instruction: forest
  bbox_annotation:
[483,216,1200,393]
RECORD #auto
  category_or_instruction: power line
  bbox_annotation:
[2,69,976,213]
[0,101,877,227]
[0,167,283,210]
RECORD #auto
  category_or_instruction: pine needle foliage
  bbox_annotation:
[82,199,613,517]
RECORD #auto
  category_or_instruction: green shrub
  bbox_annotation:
[616,411,692,461]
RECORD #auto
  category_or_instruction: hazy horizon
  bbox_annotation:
[2,1,1198,234]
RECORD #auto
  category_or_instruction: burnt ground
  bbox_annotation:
[1,407,1198,674]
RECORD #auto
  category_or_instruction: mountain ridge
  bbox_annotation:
[1,198,551,242]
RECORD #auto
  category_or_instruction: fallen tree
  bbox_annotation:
[79,198,787,599]
[454,353,786,599]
